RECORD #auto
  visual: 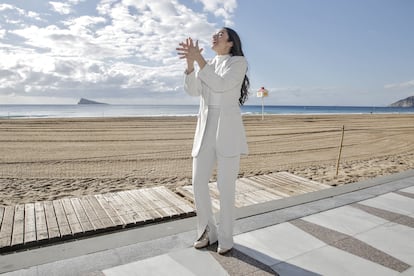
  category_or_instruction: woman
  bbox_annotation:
[176,27,249,254]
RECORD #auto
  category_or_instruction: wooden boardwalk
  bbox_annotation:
[177,172,331,211]
[0,186,194,253]
[0,172,330,253]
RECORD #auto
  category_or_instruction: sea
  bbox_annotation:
[1,104,413,119]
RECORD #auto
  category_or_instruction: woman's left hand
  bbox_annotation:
[176,37,203,62]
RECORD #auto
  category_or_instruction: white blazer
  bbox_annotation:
[184,55,249,157]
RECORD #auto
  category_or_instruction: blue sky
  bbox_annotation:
[1,0,413,106]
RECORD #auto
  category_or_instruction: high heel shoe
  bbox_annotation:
[193,230,209,249]
[217,247,232,255]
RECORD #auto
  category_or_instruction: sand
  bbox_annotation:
[1,114,414,206]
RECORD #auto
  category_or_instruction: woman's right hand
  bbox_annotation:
[176,37,203,73]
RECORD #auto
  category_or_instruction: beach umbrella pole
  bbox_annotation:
[261,97,264,120]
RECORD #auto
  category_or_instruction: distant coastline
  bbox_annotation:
[77,98,107,105]
[1,104,414,119]
[389,95,414,107]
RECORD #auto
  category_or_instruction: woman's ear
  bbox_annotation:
[228,41,234,50]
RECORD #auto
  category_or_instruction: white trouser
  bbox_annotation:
[192,108,240,249]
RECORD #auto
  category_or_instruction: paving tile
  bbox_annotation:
[103,254,195,276]
[269,262,322,276]
[208,246,276,275]
[302,205,388,236]
[400,267,414,276]
[37,249,122,276]
[359,193,414,215]
[0,267,38,276]
[113,231,195,264]
[394,191,414,199]
[355,222,414,266]
[329,190,374,205]
[290,219,410,272]
[400,186,414,194]
[272,246,400,276]
[234,223,325,267]
[351,203,414,228]
[80,272,105,276]
[103,248,228,276]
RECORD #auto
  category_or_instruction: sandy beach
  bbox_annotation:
[1,114,413,206]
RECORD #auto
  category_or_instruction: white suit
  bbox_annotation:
[184,54,248,249]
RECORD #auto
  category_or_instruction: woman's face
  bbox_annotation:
[211,29,233,55]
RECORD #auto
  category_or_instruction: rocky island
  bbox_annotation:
[77,98,107,105]
[389,96,414,107]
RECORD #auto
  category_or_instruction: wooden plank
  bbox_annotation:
[239,177,291,197]
[94,194,124,227]
[154,187,194,214]
[151,188,184,215]
[236,179,265,193]
[71,198,94,232]
[117,191,152,222]
[79,197,104,230]
[129,189,165,218]
[0,207,4,226]
[110,193,137,224]
[254,175,298,194]
[250,176,294,197]
[148,188,180,217]
[278,172,330,188]
[254,174,306,194]
[43,201,60,239]
[96,194,125,226]
[84,195,114,229]
[127,190,164,220]
[234,182,263,205]
[140,188,175,217]
[264,174,313,191]
[52,200,72,236]
[176,186,195,202]
[178,185,221,211]
[24,203,36,244]
[102,193,135,225]
[138,189,168,217]
[234,193,258,207]
[0,206,14,248]
[11,204,24,246]
[264,174,321,194]
[275,172,330,189]
[248,190,280,204]
[237,180,279,201]
[270,174,318,193]
[34,202,49,241]
[236,180,281,206]
[61,198,83,235]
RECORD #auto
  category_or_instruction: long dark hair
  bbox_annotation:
[224,27,250,106]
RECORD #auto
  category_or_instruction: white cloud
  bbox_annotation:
[384,79,414,90]
[49,1,73,15]
[0,4,24,14]
[0,0,238,103]
[196,0,237,26]
[0,3,43,27]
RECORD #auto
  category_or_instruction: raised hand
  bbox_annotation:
[177,37,203,61]
[176,37,206,72]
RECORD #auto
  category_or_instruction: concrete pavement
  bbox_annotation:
[1,170,413,275]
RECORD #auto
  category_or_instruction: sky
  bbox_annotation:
[0,0,413,106]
